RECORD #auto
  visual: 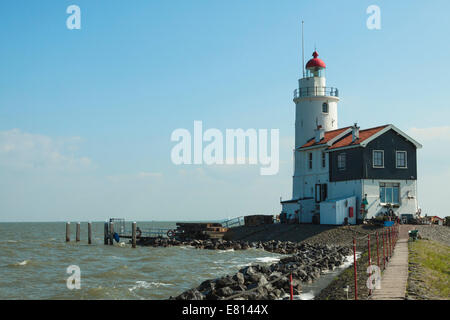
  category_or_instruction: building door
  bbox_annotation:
[315,184,328,203]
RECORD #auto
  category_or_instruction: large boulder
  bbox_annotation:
[217,286,234,297]
[216,275,235,288]
[244,266,258,276]
[177,289,204,300]
[233,272,245,285]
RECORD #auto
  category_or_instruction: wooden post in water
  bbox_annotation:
[132,222,137,249]
[109,222,114,245]
[104,222,109,245]
[88,222,92,245]
[66,222,70,242]
[76,222,81,242]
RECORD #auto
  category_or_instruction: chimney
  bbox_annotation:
[352,123,360,142]
[315,125,325,143]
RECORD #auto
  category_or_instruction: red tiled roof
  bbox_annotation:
[300,127,351,148]
[327,125,389,150]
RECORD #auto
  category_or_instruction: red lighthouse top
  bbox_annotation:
[306,51,326,69]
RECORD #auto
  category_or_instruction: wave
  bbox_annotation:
[254,256,280,263]
[14,260,30,266]
[2,240,19,244]
[128,280,173,292]
[298,291,315,300]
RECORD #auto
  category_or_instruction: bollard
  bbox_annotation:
[88,222,92,245]
[376,232,380,269]
[104,222,109,245]
[352,238,358,300]
[76,222,81,242]
[109,222,114,245]
[289,273,294,301]
[132,222,137,249]
[66,222,71,242]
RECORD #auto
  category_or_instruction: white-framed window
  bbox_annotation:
[308,152,313,170]
[321,152,326,168]
[337,153,346,171]
[379,182,400,204]
[396,151,407,168]
[322,102,329,114]
[373,150,384,168]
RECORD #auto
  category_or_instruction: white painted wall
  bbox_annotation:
[281,199,315,223]
[281,202,300,219]
[294,75,339,149]
[362,179,418,219]
[299,199,315,223]
[320,196,356,225]
[293,146,329,199]
[327,180,364,219]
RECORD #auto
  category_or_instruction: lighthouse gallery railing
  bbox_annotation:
[294,87,339,99]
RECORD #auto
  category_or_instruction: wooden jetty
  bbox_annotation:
[175,223,228,240]
[64,216,267,248]
[244,215,274,227]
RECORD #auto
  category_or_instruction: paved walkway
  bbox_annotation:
[371,225,412,300]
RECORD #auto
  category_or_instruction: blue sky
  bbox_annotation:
[0,0,449,221]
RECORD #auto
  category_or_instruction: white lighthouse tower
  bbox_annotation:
[294,51,339,148]
[292,51,339,199]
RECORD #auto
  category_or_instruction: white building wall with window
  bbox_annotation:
[293,147,329,199]
[362,179,418,219]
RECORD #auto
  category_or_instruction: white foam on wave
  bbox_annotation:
[217,249,234,253]
[179,246,194,250]
[17,260,29,266]
[298,291,315,300]
[254,256,280,263]
[128,280,173,292]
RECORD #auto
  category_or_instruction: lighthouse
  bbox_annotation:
[294,51,339,148]
[281,48,422,226]
[292,51,339,200]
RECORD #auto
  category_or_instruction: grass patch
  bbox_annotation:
[408,239,450,299]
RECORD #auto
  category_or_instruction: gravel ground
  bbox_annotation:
[412,225,450,246]
[227,224,384,250]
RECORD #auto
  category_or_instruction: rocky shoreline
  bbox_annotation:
[138,238,314,255]
[169,243,353,300]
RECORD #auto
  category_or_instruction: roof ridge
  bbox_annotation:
[324,126,352,133]
[358,124,390,132]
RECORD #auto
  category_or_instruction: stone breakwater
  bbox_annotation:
[170,243,353,300]
[138,238,312,255]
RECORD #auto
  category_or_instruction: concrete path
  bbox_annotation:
[371,225,413,300]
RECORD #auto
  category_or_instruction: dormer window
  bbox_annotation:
[373,150,384,168]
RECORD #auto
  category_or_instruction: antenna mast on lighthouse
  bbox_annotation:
[302,20,305,78]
